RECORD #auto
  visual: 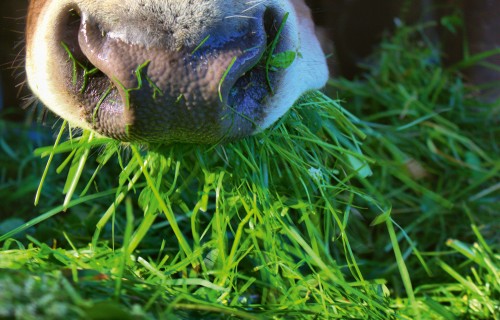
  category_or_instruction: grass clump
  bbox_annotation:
[2,92,392,319]
[1,16,499,320]
[329,21,499,319]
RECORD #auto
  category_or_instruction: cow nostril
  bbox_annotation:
[59,8,84,61]
[223,7,290,130]
[58,7,102,80]
[67,8,81,31]
[263,7,282,46]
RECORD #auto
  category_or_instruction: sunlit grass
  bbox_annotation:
[3,92,391,318]
[1,17,499,320]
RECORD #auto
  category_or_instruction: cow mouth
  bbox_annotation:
[54,6,290,144]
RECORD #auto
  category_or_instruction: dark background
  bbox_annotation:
[0,0,29,118]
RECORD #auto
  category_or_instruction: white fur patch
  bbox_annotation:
[256,0,329,130]
[26,0,90,129]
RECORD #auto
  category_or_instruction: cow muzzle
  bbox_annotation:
[26,0,329,144]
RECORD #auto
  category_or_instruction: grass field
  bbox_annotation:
[0,18,499,319]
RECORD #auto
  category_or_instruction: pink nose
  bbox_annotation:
[59,6,286,144]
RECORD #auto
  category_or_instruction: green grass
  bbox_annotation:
[1,19,499,320]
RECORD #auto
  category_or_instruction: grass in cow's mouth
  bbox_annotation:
[1,18,499,320]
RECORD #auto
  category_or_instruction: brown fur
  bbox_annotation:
[26,0,48,46]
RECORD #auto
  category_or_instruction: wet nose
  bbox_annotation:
[76,8,277,144]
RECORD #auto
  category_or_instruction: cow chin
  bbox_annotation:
[26,0,328,144]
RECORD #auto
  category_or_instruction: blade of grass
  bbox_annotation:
[63,132,95,209]
[131,145,192,257]
[385,212,419,318]
[34,120,67,206]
